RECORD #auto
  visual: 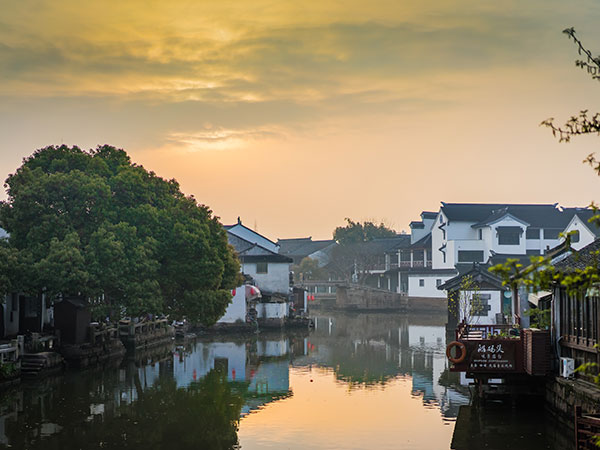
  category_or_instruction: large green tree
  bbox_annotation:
[333,218,396,245]
[0,145,241,325]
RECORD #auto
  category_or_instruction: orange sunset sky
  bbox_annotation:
[1,1,600,239]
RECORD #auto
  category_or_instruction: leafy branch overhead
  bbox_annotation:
[541,29,600,146]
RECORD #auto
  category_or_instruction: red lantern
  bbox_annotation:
[231,289,236,296]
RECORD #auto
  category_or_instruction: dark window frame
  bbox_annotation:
[256,262,268,274]
[457,250,485,263]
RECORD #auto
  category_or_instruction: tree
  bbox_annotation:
[292,257,328,283]
[328,218,398,284]
[333,218,396,245]
[448,275,484,326]
[0,145,242,325]
[491,28,600,447]
[541,29,600,148]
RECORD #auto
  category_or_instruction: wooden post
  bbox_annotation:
[575,405,581,449]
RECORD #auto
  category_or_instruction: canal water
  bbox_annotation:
[0,311,572,449]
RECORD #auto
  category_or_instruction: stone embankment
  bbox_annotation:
[335,285,446,312]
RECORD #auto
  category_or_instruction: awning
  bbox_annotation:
[528,291,551,307]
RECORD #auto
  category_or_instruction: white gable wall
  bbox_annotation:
[562,215,597,251]
[431,211,452,269]
[218,288,246,324]
[489,216,527,255]
[242,261,290,295]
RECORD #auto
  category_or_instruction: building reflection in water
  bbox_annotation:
[307,312,469,420]
[0,311,473,449]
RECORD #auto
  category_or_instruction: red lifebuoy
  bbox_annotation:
[446,341,467,364]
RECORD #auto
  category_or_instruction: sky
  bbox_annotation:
[1,1,600,239]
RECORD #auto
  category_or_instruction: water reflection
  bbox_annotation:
[0,311,570,449]
[306,313,469,419]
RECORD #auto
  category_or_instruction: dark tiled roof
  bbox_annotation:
[471,208,529,228]
[410,233,431,249]
[421,211,438,219]
[240,253,293,263]
[277,237,336,258]
[277,237,313,254]
[555,239,600,271]
[438,264,505,291]
[440,203,584,228]
[410,221,425,229]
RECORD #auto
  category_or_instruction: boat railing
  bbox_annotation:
[456,323,517,340]
[89,323,118,346]
[119,318,172,338]
[0,341,19,365]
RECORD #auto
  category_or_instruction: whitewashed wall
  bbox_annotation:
[242,262,290,294]
[218,288,246,323]
[408,274,453,298]
[256,302,288,319]
[2,295,19,337]
[562,215,597,251]
[488,216,527,255]
[457,289,502,325]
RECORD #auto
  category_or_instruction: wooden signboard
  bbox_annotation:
[467,340,520,372]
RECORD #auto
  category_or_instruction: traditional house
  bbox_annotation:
[431,203,587,270]
[438,264,511,326]
[550,239,600,372]
[224,218,293,328]
[385,211,457,297]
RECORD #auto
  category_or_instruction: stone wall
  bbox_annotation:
[546,376,600,423]
[336,285,407,311]
[406,296,447,312]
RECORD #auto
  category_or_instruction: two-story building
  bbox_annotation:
[223,218,293,327]
[430,203,587,271]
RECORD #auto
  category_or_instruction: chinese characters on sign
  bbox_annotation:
[468,342,516,371]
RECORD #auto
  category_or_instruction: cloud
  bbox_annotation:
[165,126,285,152]
[0,2,578,106]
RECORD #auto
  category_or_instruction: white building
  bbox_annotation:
[430,203,587,270]
[224,218,293,327]
[560,210,600,251]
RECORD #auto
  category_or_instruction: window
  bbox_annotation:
[436,279,442,287]
[478,229,482,240]
[256,262,268,274]
[413,250,424,261]
[571,230,580,243]
[457,250,484,263]
[544,229,561,240]
[473,293,492,316]
[526,228,540,239]
[419,279,425,287]
[497,226,521,245]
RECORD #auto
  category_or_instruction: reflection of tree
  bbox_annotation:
[100,371,244,450]
[331,340,400,387]
[5,369,244,450]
